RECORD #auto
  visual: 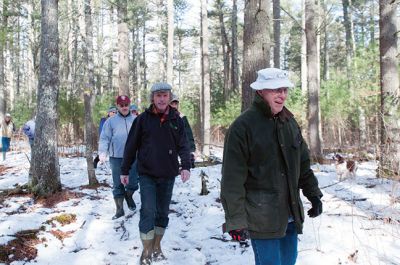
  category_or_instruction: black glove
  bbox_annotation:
[229,229,249,242]
[307,196,323,218]
[190,153,195,168]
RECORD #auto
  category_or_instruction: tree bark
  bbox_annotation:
[31,0,61,196]
[241,0,270,111]
[369,0,375,46]
[379,0,399,178]
[83,0,98,186]
[231,0,239,93]
[301,0,307,95]
[117,0,129,96]
[167,0,174,85]
[305,0,323,162]
[0,0,9,116]
[216,0,231,102]
[342,0,356,57]
[273,0,280,68]
[322,0,329,81]
[200,0,211,156]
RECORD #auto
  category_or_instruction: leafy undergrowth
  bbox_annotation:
[0,228,45,264]
[46,213,77,226]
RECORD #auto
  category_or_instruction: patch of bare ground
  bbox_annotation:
[0,165,13,175]
[0,228,45,264]
[35,190,84,208]
[80,180,111,190]
[50,229,75,242]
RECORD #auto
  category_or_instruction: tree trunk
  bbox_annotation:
[369,0,375,46]
[83,0,98,186]
[241,0,270,111]
[31,0,61,196]
[342,0,356,57]
[117,0,129,96]
[231,0,239,93]
[301,0,307,95]
[200,0,211,156]
[157,0,165,80]
[379,0,399,178]
[322,0,329,81]
[305,0,323,162]
[142,20,147,91]
[26,1,39,106]
[342,0,356,93]
[273,0,280,68]
[0,0,9,116]
[15,15,21,96]
[216,0,231,102]
[167,0,174,85]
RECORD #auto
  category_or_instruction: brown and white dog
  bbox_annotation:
[333,154,357,181]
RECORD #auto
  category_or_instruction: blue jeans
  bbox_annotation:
[139,175,175,233]
[28,138,34,148]
[2,137,10,152]
[2,137,10,160]
[251,222,298,265]
[109,157,138,198]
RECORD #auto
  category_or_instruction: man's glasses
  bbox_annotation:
[119,104,129,107]
[272,88,288,95]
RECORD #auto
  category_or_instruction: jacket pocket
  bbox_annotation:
[246,191,280,233]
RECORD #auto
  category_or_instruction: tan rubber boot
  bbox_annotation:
[140,230,154,265]
[153,226,166,261]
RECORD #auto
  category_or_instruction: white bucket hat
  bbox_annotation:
[250,68,294,90]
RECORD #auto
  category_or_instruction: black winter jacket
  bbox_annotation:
[121,105,191,178]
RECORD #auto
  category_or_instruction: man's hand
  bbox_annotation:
[99,153,107,164]
[307,196,323,218]
[229,229,249,242]
[120,175,129,186]
[181,169,190,183]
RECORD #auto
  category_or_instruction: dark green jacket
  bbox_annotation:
[221,94,322,239]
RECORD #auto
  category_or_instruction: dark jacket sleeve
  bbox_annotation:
[182,116,196,152]
[121,115,141,175]
[220,121,249,232]
[176,117,191,171]
[298,130,323,199]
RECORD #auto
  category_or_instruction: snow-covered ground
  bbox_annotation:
[1,148,400,265]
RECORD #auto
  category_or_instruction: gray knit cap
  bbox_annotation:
[150,82,172,93]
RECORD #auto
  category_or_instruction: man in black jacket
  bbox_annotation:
[121,82,191,265]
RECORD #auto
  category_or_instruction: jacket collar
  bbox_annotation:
[146,104,178,121]
[252,93,293,121]
[117,111,131,118]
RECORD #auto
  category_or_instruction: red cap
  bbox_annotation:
[116,95,131,105]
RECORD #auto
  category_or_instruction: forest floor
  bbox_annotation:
[0,144,400,265]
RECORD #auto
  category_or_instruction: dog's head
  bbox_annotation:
[333,153,345,164]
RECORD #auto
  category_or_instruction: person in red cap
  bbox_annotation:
[98,95,139,219]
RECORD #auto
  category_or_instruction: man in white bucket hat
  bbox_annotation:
[221,68,323,265]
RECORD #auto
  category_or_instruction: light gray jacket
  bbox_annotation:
[98,112,135,158]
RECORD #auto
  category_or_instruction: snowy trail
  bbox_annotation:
[1,151,400,265]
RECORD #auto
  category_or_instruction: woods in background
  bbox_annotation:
[0,0,398,195]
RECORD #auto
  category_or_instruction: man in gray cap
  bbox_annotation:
[121,82,191,265]
[221,68,323,265]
